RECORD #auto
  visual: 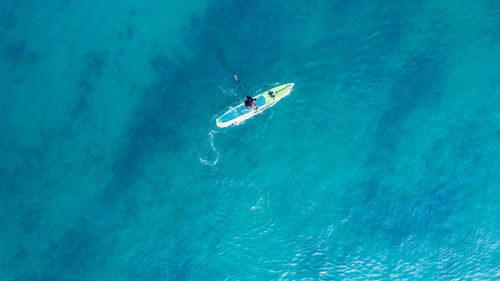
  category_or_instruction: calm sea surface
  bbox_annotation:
[1,0,499,280]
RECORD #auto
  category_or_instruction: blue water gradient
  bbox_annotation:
[1,0,499,280]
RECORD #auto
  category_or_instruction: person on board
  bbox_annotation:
[245,96,258,110]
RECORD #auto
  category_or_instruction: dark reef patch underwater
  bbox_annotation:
[1,0,499,280]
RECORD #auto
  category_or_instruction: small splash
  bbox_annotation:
[199,130,219,166]
[217,84,238,97]
[250,196,269,211]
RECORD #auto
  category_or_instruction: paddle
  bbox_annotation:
[214,48,248,95]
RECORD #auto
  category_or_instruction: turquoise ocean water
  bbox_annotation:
[1,0,500,280]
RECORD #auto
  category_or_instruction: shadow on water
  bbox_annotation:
[0,8,16,34]
[99,55,185,208]
[353,47,448,245]
[369,48,444,166]
[2,40,38,67]
[100,0,310,209]
[7,216,114,281]
[7,0,497,279]
[68,51,109,119]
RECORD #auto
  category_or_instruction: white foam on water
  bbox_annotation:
[217,84,238,97]
[198,129,220,166]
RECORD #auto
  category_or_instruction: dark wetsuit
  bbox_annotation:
[245,96,257,109]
